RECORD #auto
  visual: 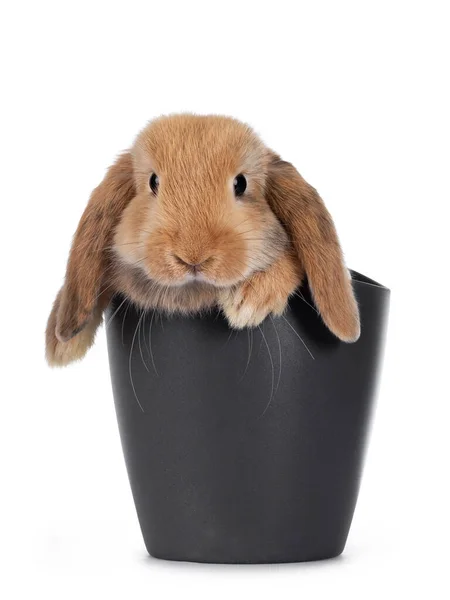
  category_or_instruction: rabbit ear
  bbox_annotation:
[51,152,135,344]
[265,155,360,342]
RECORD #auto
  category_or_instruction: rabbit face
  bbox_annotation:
[114,114,288,288]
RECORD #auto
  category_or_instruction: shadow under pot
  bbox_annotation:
[106,270,390,563]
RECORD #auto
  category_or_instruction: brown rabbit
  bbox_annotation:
[46,114,360,367]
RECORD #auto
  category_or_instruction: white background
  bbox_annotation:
[1,1,449,598]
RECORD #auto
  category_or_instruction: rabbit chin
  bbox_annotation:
[158,272,242,289]
[180,272,213,285]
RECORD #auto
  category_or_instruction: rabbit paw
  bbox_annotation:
[219,252,302,329]
[220,283,285,328]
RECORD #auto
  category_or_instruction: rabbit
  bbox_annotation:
[46,114,360,367]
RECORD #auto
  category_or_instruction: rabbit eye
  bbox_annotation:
[149,173,159,194]
[233,174,247,197]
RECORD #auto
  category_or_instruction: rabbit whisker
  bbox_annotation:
[129,310,146,413]
[269,314,283,399]
[216,217,252,239]
[121,299,131,345]
[293,290,319,314]
[92,279,117,304]
[130,255,150,268]
[105,296,128,330]
[147,308,159,376]
[235,228,258,236]
[258,322,275,418]
[280,314,315,360]
[138,309,150,374]
[239,327,254,381]
[106,241,146,250]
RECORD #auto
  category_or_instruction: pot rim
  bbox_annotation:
[350,270,389,292]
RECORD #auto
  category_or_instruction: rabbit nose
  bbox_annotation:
[174,254,210,269]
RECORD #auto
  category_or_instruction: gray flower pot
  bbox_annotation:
[106,270,389,563]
